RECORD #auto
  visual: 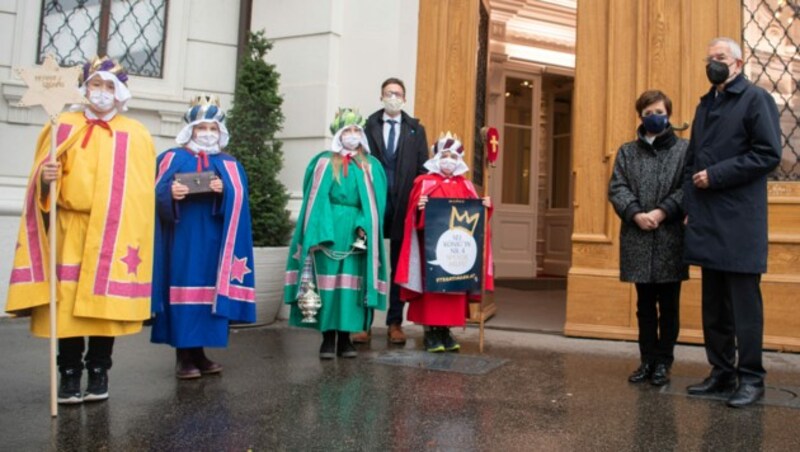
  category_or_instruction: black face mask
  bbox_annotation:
[706,60,730,85]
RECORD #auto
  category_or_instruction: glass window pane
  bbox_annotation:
[107,0,168,77]
[502,127,532,205]
[743,0,800,180]
[504,77,533,126]
[38,0,101,66]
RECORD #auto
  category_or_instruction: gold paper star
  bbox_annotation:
[16,54,86,121]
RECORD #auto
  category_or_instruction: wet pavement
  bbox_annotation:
[2,318,799,451]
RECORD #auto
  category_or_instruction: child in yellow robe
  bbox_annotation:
[5,56,156,404]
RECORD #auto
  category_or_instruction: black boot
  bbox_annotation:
[650,363,671,386]
[191,347,223,375]
[337,331,357,358]
[57,368,83,405]
[176,349,201,380]
[84,366,109,402]
[628,362,653,383]
[320,331,336,359]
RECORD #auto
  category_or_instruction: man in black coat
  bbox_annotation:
[351,77,429,345]
[683,37,782,408]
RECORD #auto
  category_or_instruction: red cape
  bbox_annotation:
[395,173,494,304]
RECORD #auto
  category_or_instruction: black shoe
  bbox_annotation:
[726,383,765,408]
[440,328,460,352]
[191,348,223,375]
[628,363,653,383]
[319,331,336,360]
[84,367,109,402]
[57,368,83,405]
[686,375,737,396]
[650,363,671,386]
[424,329,445,353]
[176,349,201,380]
[337,332,357,358]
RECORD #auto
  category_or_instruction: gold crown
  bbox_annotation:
[449,206,480,235]
[190,94,221,108]
[79,55,128,85]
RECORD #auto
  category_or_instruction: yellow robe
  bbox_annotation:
[6,111,156,338]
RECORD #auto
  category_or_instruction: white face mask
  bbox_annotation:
[439,158,457,174]
[341,134,361,151]
[88,90,115,112]
[382,96,405,115]
[194,130,220,148]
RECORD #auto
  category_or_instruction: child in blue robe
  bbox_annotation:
[151,96,256,379]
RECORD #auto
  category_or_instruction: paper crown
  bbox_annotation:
[80,55,128,85]
[329,108,365,135]
[184,95,226,124]
[431,131,464,156]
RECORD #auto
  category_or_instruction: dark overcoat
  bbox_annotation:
[683,74,782,274]
[609,126,690,283]
[365,109,429,241]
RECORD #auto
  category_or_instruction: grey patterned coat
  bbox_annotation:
[609,126,690,283]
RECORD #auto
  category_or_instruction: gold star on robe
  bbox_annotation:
[16,54,86,120]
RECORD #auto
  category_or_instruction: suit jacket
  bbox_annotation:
[365,109,429,240]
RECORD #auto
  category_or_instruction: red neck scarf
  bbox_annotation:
[81,119,112,149]
[195,151,209,172]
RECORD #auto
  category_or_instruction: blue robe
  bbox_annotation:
[151,148,256,348]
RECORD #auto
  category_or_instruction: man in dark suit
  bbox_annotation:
[352,77,429,345]
[683,37,782,408]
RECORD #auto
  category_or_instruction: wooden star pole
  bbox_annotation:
[16,54,85,417]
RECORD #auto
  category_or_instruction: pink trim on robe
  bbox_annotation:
[56,264,80,282]
[14,123,75,286]
[93,132,129,296]
[155,151,175,185]
[215,160,244,303]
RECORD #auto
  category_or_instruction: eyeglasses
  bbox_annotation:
[382,90,404,98]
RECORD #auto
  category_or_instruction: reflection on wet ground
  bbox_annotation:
[2,319,799,451]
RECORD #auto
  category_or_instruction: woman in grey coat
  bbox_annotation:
[609,90,689,386]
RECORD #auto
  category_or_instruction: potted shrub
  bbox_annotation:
[226,30,292,324]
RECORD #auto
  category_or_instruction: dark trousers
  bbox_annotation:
[365,236,405,328]
[635,282,681,366]
[385,238,405,326]
[57,336,115,372]
[701,268,765,384]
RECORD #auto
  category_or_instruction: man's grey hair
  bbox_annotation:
[709,37,743,60]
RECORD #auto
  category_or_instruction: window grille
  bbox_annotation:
[743,0,800,180]
[38,0,168,78]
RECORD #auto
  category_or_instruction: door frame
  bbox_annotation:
[542,81,575,276]
[490,61,543,278]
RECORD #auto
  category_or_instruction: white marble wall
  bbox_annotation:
[252,0,420,216]
[0,0,421,307]
[0,0,242,306]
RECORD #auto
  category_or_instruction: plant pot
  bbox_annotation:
[248,246,288,326]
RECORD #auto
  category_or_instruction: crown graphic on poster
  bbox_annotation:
[449,206,479,235]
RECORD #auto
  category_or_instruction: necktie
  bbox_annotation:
[386,119,397,156]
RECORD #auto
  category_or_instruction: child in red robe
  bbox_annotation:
[395,133,494,352]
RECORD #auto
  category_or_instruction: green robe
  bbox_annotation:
[284,151,388,331]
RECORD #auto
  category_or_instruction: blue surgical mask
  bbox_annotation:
[642,114,669,134]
